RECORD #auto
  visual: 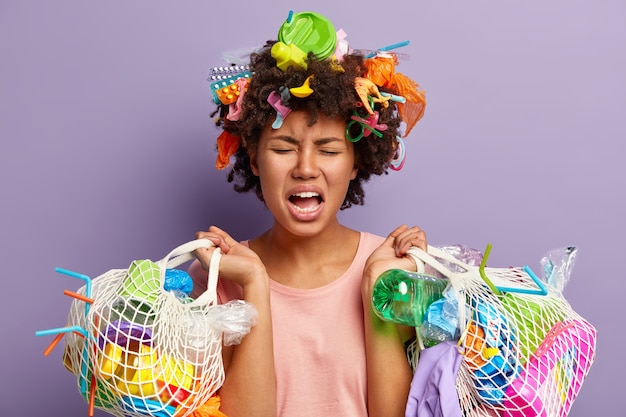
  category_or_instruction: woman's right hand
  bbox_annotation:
[193,225,267,289]
[193,226,276,417]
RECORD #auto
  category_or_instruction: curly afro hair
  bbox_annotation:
[214,41,404,209]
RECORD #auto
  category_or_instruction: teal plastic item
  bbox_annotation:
[277,10,337,60]
[209,71,252,104]
[371,269,448,327]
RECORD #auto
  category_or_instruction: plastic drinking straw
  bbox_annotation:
[286,10,294,23]
[36,325,90,339]
[492,265,548,296]
[79,344,89,395]
[55,267,93,315]
[523,265,548,295]
[381,92,406,103]
[63,289,95,304]
[365,40,410,58]
[378,40,410,52]
[43,333,65,356]
[88,374,96,417]
[478,243,503,296]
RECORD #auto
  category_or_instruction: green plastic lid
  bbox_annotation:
[277,11,337,60]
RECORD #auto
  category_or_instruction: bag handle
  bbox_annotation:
[406,245,473,332]
[158,239,222,305]
[162,239,214,269]
[407,245,472,278]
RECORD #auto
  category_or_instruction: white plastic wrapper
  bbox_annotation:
[206,299,259,346]
[437,244,484,268]
[540,246,577,292]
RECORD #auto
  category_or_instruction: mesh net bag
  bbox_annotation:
[406,245,597,417]
[38,239,245,417]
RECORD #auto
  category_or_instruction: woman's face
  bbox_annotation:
[249,111,358,237]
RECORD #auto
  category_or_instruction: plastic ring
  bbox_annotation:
[345,120,364,142]
[390,136,406,170]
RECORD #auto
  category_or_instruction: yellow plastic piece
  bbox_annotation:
[116,343,160,396]
[97,343,124,378]
[271,41,307,71]
[95,342,195,401]
[290,75,314,98]
[159,352,195,393]
[482,347,500,359]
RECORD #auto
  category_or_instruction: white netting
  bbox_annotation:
[407,246,597,417]
[54,239,250,417]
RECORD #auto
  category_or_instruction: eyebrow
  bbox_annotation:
[269,136,345,146]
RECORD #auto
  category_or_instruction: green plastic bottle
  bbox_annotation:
[371,269,448,327]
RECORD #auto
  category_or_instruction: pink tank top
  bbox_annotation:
[197,232,384,417]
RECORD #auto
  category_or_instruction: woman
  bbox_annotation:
[189,10,427,417]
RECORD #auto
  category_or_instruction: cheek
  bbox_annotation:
[257,164,286,197]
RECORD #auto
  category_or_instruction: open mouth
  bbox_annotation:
[289,192,323,213]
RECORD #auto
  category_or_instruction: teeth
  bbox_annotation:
[292,192,320,198]
[289,192,321,213]
[291,204,319,213]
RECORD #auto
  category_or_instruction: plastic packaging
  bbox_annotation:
[420,287,460,347]
[437,244,484,268]
[164,268,194,299]
[466,297,520,405]
[371,269,448,327]
[540,246,577,292]
[207,300,258,346]
[179,300,257,364]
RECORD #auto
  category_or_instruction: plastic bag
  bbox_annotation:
[540,246,577,292]
[37,239,257,417]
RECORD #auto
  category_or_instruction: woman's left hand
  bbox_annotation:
[362,224,427,296]
[361,224,427,417]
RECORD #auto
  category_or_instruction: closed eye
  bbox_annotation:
[271,146,296,154]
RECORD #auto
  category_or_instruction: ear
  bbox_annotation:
[248,147,260,176]
[350,166,358,181]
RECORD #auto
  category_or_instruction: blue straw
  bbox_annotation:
[55,267,92,315]
[379,40,410,52]
[365,40,410,58]
[36,325,89,338]
[381,92,406,103]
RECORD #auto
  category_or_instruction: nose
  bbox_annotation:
[292,149,320,179]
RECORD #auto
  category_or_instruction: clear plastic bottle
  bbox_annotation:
[371,269,448,327]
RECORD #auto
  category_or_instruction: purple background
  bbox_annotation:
[1,1,623,415]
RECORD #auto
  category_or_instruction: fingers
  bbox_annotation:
[193,226,238,271]
[392,225,427,256]
[207,225,241,248]
[195,226,238,254]
[383,224,409,246]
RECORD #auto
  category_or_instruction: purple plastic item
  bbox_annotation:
[98,320,152,349]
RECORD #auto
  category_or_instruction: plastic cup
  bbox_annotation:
[278,11,337,60]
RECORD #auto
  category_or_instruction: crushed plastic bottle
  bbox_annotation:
[371,269,448,327]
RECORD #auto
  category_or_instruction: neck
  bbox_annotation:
[269,218,351,246]
[249,221,361,287]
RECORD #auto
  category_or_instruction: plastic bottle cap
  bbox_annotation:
[277,11,337,60]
